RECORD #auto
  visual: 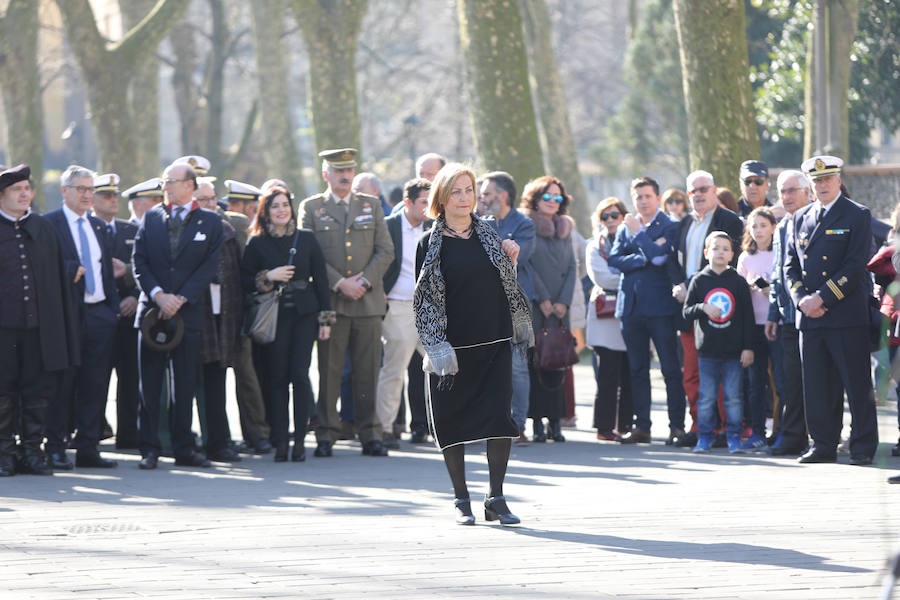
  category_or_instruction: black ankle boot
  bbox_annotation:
[532,419,547,443]
[484,495,520,525]
[548,419,566,442]
[291,443,305,462]
[274,442,288,462]
[454,498,475,525]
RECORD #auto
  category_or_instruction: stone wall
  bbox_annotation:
[841,164,900,220]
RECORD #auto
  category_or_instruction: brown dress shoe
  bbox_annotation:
[618,429,652,444]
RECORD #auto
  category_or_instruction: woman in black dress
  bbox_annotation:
[241,187,334,462]
[414,163,534,526]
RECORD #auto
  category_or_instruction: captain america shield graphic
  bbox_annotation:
[703,288,735,323]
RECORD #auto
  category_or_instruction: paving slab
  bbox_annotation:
[1,360,898,599]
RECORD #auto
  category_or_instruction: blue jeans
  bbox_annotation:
[510,346,530,430]
[621,314,686,432]
[697,357,743,436]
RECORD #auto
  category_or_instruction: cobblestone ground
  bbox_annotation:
[2,359,898,599]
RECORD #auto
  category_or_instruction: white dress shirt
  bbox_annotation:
[387,211,423,301]
[62,203,106,304]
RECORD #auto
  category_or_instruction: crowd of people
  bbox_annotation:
[2,146,899,509]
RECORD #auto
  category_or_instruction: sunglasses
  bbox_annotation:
[599,211,621,221]
[688,186,711,195]
[743,177,767,186]
[541,193,564,203]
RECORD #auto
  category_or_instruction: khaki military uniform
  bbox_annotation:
[299,191,394,444]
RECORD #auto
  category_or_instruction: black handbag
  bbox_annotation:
[244,230,300,344]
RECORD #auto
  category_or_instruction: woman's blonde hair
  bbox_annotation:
[426,162,477,220]
[592,197,628,231]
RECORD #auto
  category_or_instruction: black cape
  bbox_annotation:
[19,212,80,371]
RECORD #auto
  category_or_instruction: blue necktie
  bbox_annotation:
[76,217,96,295]
[172,206,184,225]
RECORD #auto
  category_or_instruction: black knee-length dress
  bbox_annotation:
[423,233,519,450]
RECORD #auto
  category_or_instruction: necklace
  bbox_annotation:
[444,218,474,238]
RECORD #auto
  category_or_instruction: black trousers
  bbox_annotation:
[0,327,56,453]
[262,309,317,446]
[44,302,117,454]
[201,361,230,455]
[106,318,140,446]
[779,324,807,447]
[799,326,878,457]
[138,329,202,459]
[407,350,427,429]
[592,345,633,433]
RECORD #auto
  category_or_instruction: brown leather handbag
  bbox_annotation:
[533,318,578,371]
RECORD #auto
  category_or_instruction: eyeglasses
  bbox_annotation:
[599,211,621,221]
[195,195,217,203]
[541,193,564,203]
[164,178,190,186]
[665,198,684,204]
[779,186,803,194]
[71,185,94,194]
[743,177,767,186]
[688,186,711,195]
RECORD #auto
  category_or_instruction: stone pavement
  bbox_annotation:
[2,360,899,599]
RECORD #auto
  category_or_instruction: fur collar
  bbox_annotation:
[524,209,574,239]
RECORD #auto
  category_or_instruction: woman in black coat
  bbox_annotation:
[241,187,334,462]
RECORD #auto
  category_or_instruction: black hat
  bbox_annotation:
[0,164,31,193]
[739,160,768,180]
[140,307,185,352]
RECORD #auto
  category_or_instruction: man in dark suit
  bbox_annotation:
[608,176,685,444]
[376,178,429,447]
[91,173,141,449]
[764,169,813,456]
[670,170,744,446]
[44,165,121,469]
[133,161,224,469]
[785,155,878,465]
[0,165,79,476]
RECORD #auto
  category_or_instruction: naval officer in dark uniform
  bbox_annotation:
[785,155,878,465]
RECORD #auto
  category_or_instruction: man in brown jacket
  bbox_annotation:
[299,148,394,457]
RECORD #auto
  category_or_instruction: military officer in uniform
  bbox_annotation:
[91,173,142,449]
[785,155,878,465]
[124,177,164,224]
[298,148,394,457]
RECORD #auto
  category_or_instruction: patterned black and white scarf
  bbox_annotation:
[414,214,534,388]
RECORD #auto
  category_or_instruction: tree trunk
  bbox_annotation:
[169,24,203,155]
[520,0,591,234]
[0,0,45,209]
[56,0,187,205]
[120,0,161,179]
[205,0,228,173]
[251,0,305,195]
[293,0,367,169]
[457,0,544,197]
[673,0,759,194]
[804,0,859,160]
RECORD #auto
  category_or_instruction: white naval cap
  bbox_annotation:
[93,173,120,194]
[223,179,262,201]
[173,155,212,177]
[122,177,164,199]
[801,155,844,179]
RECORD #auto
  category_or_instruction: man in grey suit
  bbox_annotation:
[298,148,394,457]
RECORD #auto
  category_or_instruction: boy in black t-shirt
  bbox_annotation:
[683,232,755,453]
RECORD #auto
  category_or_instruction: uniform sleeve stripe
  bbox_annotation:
[826,279,844,300]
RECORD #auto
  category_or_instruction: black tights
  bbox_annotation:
[442,438,511,500]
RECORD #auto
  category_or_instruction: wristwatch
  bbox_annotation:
[358,276,372,291]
